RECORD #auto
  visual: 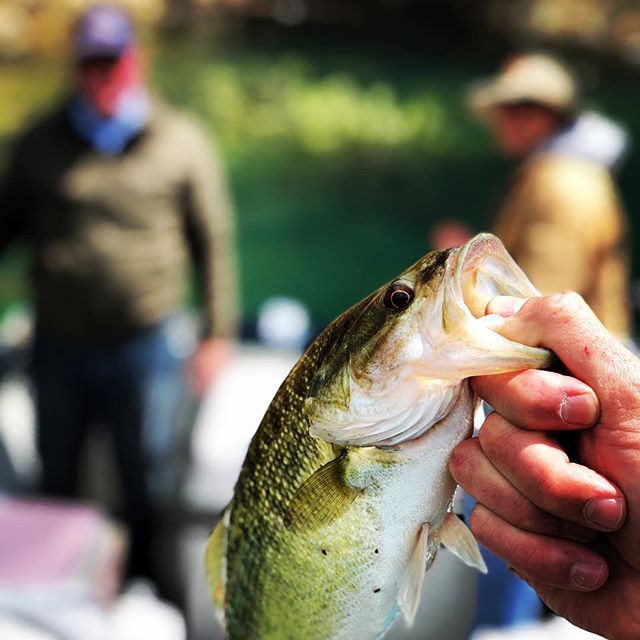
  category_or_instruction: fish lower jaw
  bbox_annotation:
[415,315,553,380]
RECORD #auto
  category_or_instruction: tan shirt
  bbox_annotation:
[494,153,630,337]
[1,98,239,341]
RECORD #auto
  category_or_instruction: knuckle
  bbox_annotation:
[507,492,554,534]
[547,291,586,318]
[518,292,589,340]
[478,412,516,455]
[560,291,586,306]
[518,296,539,313]
[518,292,586,328]
[478,411,500,441]
[449,439,483,485]
[448,443,468,476]
[512,503,544,532]
[522,544,561,577]
[516,372,557,416]
[532,473,569,513]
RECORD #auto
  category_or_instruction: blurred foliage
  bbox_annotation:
[489,0,640,63]
[150,36,513,326]
[2,1,640,62]
[0,62,64,138]
[208,62,448,154]
[155,54,456,155]
[0,0,164,58]
[0,23,639,332]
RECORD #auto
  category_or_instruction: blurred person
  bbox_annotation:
[468,53,631,338]
[450,292,640,640]
[429,218,472,250]
[0,4,239,579]
[463,51,632,632]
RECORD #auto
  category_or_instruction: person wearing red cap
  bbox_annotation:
[0,4,239,580]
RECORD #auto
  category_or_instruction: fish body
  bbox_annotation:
[207,234,551,640]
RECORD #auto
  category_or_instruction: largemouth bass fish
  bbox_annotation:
[206,234,551,640]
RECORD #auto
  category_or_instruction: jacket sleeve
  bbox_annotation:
[182,122,240,339]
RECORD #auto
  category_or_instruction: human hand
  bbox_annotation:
[189,337,235,396]
[449,293,640,640]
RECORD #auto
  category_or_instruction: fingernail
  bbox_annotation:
[560,393,599,426]
[570,562,605,590]
[485,296,527,318]
[584,497,624,530]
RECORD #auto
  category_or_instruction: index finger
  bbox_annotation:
[471,368,600,430]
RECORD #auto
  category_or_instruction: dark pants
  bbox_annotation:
[32,316,190,578]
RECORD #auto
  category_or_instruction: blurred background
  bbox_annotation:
[1,0,640,329]
[0,1,637,639]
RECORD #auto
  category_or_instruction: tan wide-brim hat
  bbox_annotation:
[468,53,578,117]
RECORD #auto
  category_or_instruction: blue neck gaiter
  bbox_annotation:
[67,89,151,156]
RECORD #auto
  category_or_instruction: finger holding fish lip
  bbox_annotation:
[476,295,601,429]
[470,504,609,592]
[484,295,528,317]
[477,412,626,532]
[484,293,640,416]
[450,438,597,543]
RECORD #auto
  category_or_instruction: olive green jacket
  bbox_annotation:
[1,98,238,341]
[494,152,630,337]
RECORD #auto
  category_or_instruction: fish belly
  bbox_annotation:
[226,410,470,640]
[327,432,463,639]
[224,378,474,640]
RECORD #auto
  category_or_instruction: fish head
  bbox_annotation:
[306,233,552,446]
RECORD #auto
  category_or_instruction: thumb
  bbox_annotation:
[485,295,527,318]
[490,293,640,418]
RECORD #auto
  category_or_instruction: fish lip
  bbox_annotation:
[449,233,540,319]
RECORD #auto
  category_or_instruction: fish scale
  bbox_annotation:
[207,234,552,640]
[224,304,367,639]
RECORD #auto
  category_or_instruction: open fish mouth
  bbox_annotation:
[453,233,540,320]
[435,233,552,379]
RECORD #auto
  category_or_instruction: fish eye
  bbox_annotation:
[383,282,414,311]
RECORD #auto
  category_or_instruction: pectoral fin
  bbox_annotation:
[284,456,361,532]
[205,506,230,626]
[399,522,431,626]
[437,512,487,573]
